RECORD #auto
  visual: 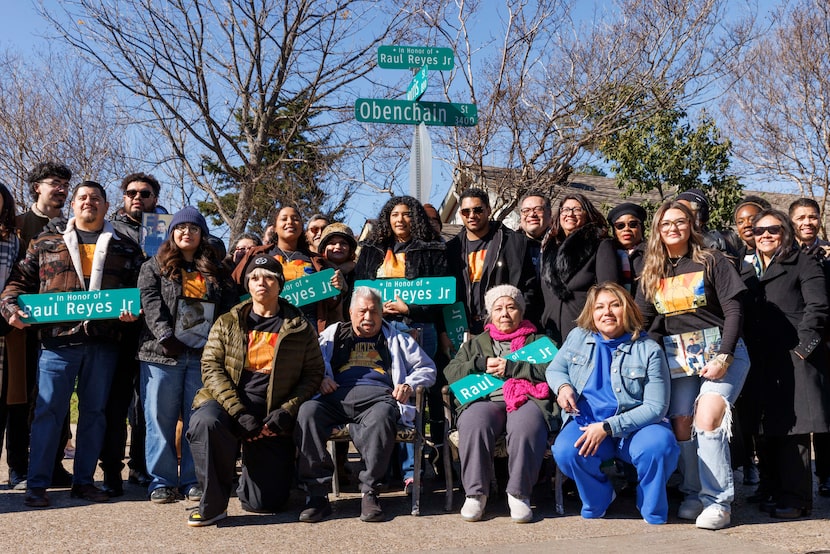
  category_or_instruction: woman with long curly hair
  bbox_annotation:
[540,193,620,345]
[138,207,237,505]
[0,182,20,480]
[635,200,749,530]
[354,195,447,493]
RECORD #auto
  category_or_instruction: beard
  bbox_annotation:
[129,207,144,221]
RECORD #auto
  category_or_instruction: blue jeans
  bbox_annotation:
[140,352,203,493]
[28,342,119,488]
[669,339,750,510]
[553,419,679,524]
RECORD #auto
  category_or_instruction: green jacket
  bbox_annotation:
[444,330,560,432]
[193,298,325,419]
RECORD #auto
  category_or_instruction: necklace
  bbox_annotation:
[668,256,683,268]
[276,247,299,262]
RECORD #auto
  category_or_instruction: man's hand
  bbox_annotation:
[8,309,30,329]
[383,295,409,316]
[392,382,412,403]
[118,311,139,323]
[319,376,338,395]
[332,269,346,291]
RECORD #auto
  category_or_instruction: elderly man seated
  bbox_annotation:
[295,286,436,523]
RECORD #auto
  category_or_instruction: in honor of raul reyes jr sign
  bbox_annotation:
[17,288,141,324]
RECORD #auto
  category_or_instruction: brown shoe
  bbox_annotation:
[70,483,110,503]
[24,487,49,507]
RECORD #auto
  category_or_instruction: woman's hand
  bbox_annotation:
[699,359,727,380]
[575,423,609,457]
[392,382,412,402]
[556,384,579,414]
[485,357,506,378]
[383,295,409,316]
[8,309,31,329]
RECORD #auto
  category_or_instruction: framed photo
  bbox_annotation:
[174,297,216,349]
[141,213,174,257]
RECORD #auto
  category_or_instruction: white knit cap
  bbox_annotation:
[484,284,525,315]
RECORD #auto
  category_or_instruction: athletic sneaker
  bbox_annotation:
[696,505,731,530]
[460,495,487,522]
[187,510,227,527]
[507,493,532,523]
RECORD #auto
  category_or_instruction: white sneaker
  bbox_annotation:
[507,493,533,523]
[460,495,487,522]
[678,497,703,520]
[696,504,731,530]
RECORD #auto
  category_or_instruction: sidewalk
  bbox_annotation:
[1,447,828,553]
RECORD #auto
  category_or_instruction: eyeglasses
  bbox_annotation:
[752,225,782,236]
[613,220,641,230]
[520,205,547,216]
[174,224,202,234]
[234,245,252,253]
[659,218,690,232]
[39,179,69,190]
[560,206,584,216]
[125,189,154,199]
[460,206,485,217]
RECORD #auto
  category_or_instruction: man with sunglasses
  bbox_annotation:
[447,188,538,335]
[100,172,164,497]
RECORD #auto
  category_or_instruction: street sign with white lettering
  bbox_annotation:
[503,337,559,364]
[354,277,455,305]
[354,98,477,127]
[407,66,428,101]
[17,288,141,324]
[280,268,339,308]
[378,46,454,70]
[449,373,504,406]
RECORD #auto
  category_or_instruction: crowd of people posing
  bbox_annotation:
[0,161,828,531]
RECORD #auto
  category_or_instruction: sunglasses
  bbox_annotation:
[125,189,154,199]
[613,220,641,230]
[460,206,485,217]
[752,225,782,236]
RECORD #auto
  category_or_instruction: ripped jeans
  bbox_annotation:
[669,339,750,510]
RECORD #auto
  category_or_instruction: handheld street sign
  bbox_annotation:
[449,373,504,406]
[18,288,141,324]
[442,301,468,351]
[354,276,455,305]
[503,337,559,364]
[280,268,339,307]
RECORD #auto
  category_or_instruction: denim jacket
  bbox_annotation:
[545,327,670,438]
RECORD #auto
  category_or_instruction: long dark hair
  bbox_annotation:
[366,195,440,245]
[0,182,16,240]
[752,208,796,259]
[547,192,608,246]
[157,234,223,285]
[273,205,312,252]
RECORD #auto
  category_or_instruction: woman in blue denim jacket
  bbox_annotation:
[548,282,679,524]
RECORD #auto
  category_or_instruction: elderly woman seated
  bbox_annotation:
[547,282,679,524]
[444,284,558,523]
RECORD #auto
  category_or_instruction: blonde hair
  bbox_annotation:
[575,282,643,337]
[639,201,714,302]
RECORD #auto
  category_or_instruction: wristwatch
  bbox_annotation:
[602,421,612,437]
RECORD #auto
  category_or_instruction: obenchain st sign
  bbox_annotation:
[354,98,478,127]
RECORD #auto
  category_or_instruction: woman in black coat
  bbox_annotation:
[540,193,620,345]
[751,208,830,519]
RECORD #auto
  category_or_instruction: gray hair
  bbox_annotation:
[351,285,383,307]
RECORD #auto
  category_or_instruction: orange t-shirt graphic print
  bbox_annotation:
[467,249,487,283]
[277,256,313,281]
[246,330,278,374]
[79,244,96,278]
[377,249,406,278]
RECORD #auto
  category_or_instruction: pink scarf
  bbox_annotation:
[484,319,537,352]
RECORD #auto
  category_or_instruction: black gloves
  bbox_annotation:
[263,409,294,435]
[235,413,262,439]
[160,335,187,357]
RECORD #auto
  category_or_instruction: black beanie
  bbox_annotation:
[607,202,647,226]
[243,254,286,291]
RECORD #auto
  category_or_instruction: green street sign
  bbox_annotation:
[280,268,339,308]
[17,288,141,324]
[353,276,455,305]
[504,337,559,364]
[354,98,477,127]
[407,66,428,102]
[449,373,504,406]
[378,45,454,70]
[443,301,468,351]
